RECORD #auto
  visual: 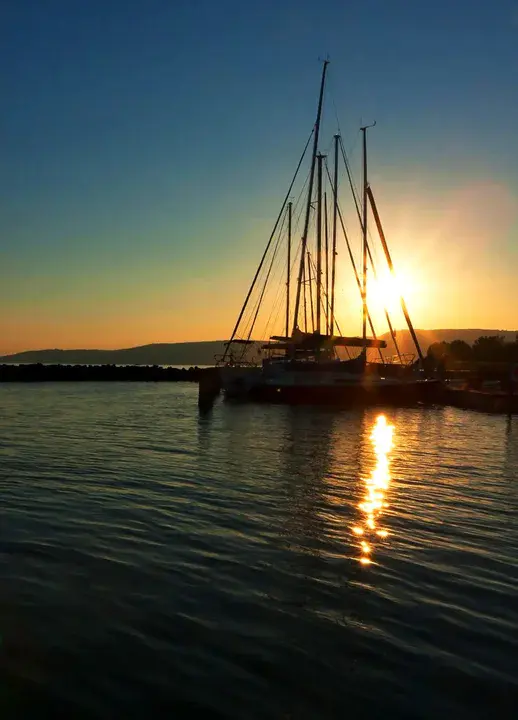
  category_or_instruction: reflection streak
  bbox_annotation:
[353,414,394,565]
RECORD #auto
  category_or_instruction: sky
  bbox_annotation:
[1,0,517,353]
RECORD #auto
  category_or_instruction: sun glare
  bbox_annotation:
[369,268,416,315]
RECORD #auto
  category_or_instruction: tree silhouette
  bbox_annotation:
[426,335,518,369]
[472,336,506,362]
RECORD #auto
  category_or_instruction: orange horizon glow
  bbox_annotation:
[2,177,517,357]
[4,320,518,357]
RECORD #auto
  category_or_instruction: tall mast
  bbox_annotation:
[316,153,324,336]
[324,191,329,335]
[286,201,292,339]
[302,258,308,333]
[360,122,375,356]
[339,134,400,362]
[330,134,339,336]
[308,251,315,332]
[292,60,329,335]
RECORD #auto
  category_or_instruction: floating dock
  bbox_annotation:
[443,387,518,414]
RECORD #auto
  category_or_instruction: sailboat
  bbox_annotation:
[218,61,439,406]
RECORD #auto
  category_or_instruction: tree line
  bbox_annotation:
[427,335,518,367]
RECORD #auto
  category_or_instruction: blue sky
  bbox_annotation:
[1,0,517,352]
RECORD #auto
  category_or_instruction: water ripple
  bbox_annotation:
[0,383,517,718]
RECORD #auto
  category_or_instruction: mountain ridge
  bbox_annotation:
[2,330,517,365]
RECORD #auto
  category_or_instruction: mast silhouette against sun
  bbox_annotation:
[330,134,339,337]
[286,201,292,339]
[360,121,376,356]
[292,60,329,335]
[316,152,324,336]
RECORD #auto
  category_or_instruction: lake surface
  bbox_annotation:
[1,383,517,718]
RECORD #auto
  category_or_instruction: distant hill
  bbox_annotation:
[2,331,517,365]
[0,341,230,366]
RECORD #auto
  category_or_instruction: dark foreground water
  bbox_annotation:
[1,384,517,718]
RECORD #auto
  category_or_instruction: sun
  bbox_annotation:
[368,268,416,315]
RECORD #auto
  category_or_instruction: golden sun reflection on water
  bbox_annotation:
[353,414,394,565]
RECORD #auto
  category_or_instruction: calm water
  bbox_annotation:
[1,384,517,718]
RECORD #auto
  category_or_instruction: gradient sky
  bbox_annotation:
[2,0,517,354]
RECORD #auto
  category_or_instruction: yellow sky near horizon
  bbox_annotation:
[2,174,517,356]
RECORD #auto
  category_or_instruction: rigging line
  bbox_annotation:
[346,130,361,169]
[239,262,269,338]
[234,244,290,354]
[291,167,312,228]
[339,134,379,263]
[223,127,314,361]
[339,149,398,356]
[238,203,289,349]
[324,159,360,284]
[239,255,281,362]
[302,252,308,333]
[307,251,315,333]
[324,191,329,335]
[307,254,351,359]
[339,138,401,361]
[307,253,332,331]
[340,136,380,270]
[262,279,285,344]
[339,134,362,228]
[241,206,288,356]
[263,273,297,341]
[340,138,369,220]
[264,236,305,340]
[293,158,313,209]
[292,196,309,238]
[235,160,308,344]
[308,252,337,332]
[330,134,339,337]
[263,259,292,342]
[290,162,314,234]
[239,257,273,342]
[324,160,384,362]
[261,236,303,340]
[307,208,317,333]
[334,170,397,364]
[320,135,334,157]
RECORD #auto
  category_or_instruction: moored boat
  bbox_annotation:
[218,61,439,407]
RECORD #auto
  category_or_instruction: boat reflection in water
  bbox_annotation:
[352,414,394,565]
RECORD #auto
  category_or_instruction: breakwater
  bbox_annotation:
[0,363,204,382]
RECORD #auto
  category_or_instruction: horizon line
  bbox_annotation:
[2,327,518,358]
